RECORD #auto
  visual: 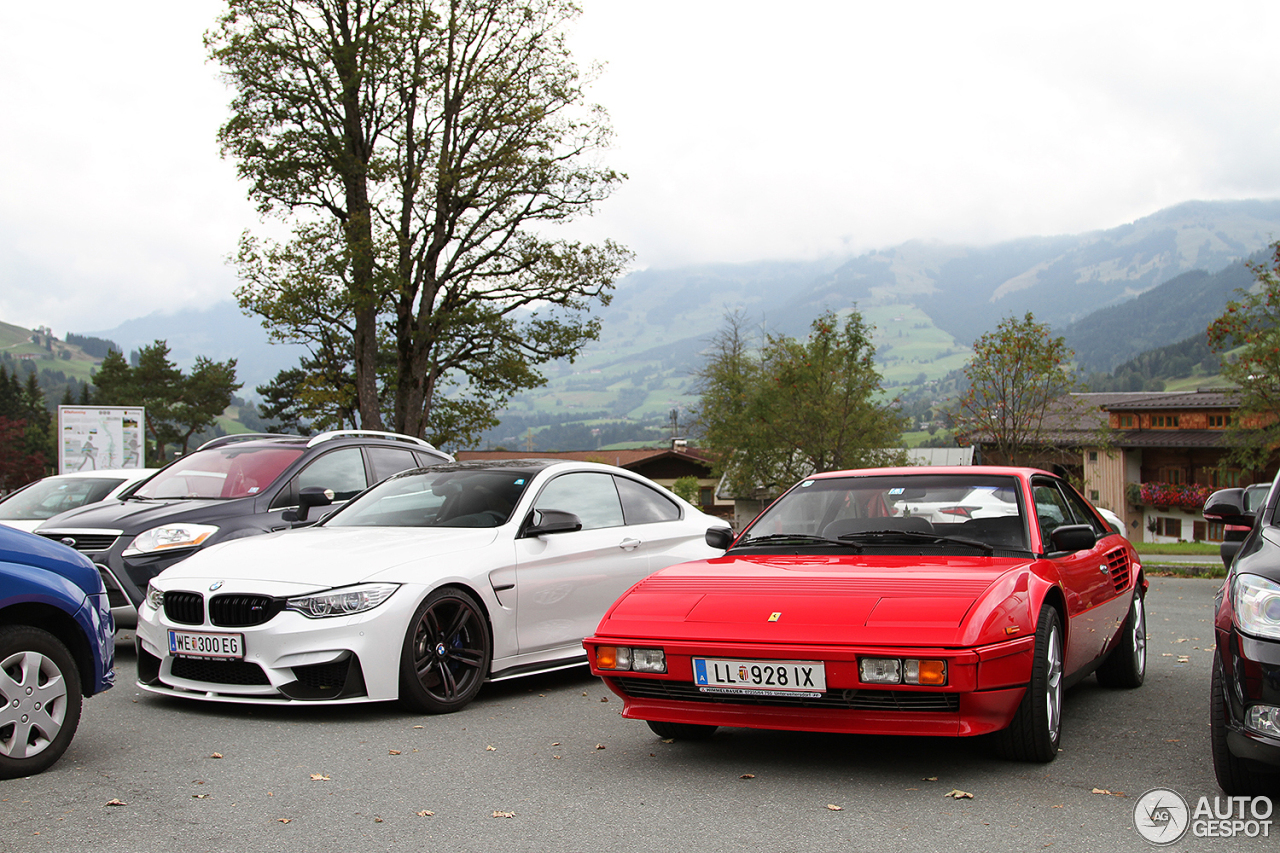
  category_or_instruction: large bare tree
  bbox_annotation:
[210,0,629,445]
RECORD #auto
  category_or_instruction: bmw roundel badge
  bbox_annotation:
[209,581,224,591]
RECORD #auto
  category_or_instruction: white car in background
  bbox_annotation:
[135,459,731,712]
[0,469,156,532]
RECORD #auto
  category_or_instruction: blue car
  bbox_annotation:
[0,525,114,778]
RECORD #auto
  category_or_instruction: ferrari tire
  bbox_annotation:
[995,603,1063,763]
[399,587,491,714]
[646,720,717,740]
[0,625,84,780]
[1095,589,1146,689]
[1210,658,1279,795]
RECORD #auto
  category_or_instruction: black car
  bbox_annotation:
[35,431,451,626]
[1203,483,1280,794]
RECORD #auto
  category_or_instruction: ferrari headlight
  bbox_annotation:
[1233,573,1280,641]
[594,646,666,673]
[286,583,399,618]
[125,524,219,556]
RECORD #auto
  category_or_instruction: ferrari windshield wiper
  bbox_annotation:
[734,533,863,551]
[836,529,996,553]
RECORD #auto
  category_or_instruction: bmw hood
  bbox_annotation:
[152,526,502,592]
[594,554,1036,648]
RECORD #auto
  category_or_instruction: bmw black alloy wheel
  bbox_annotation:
[400,587,491,713]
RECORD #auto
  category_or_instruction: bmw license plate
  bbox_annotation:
[168,630,244,660]
[693,657,826,697]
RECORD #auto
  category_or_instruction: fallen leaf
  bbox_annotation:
[551,742,561,746]
[192,794,210,799]
[492,810,516,819]
[826,804,843,811]
[310,774,331,782]
[277,818,292,824]
[595,743,606,750]
[210,753,223,759]
[661,738,674,744]
[740,774,755,780]
[945,790,974,799]
[1052,805,1064,809]
[923,776,938,782]
[600,696,609,702]
[553,755,561,760]
[1177,656,1191,663]
[374,817,383,823]
[389,750,401,755]
[413,725,424,729]
[105,799,127,807]
[416,810,434,817]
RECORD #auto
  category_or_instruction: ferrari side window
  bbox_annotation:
[1032,482,1073,539]
[533,472,624,531]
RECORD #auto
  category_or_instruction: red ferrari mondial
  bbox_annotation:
[584,467,1147,762]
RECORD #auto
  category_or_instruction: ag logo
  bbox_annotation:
[1133,788,1190,845]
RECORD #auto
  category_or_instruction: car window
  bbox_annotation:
[1032,482,1074,540]
[366,446,421,483]
[0,477,125,520]
[140,446,303,500]
[533,472,624,530]
[1060,483,1106,536]
[615,475,681,524]
[271,448,368,508]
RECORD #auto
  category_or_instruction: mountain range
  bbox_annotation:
[62,198,1280,433]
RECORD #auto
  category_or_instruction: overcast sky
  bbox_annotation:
[4,1,1280,335]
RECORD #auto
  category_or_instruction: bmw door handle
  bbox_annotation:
[619,538,641,551]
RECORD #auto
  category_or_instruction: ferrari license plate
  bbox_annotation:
[693,657,826,696]
[168,630,244,660]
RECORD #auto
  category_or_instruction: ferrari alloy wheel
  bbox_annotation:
[0,626,84,780]
[1096,589,1146,688]
[1210,658,1279,795]
[399,587,491,714]
[646,720,718,740]
[996,603,1063,763]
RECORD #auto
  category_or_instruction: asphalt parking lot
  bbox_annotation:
[0,576,1270,853]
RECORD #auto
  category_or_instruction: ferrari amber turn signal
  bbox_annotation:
[594,646,666,673]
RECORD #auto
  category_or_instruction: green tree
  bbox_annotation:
[0,365,51,489]
[92,342,241,464]
[210,0,629,448]
[953,312,1080,466]
[1207,241,1280,470]
[694,310,908,497]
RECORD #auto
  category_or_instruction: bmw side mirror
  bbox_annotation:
[705,527,733,550]
[523,509,582,537]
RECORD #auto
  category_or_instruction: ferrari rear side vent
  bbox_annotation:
[1105,548,1131,595]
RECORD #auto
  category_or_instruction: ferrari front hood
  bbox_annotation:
[596,554,1031,647]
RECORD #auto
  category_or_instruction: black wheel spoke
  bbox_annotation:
[401,590,491,712]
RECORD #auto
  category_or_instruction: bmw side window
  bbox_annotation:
[614,475,681,524]
[532,472,624,530]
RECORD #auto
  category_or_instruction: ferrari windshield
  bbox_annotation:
[741,473,1029,551]
[325,467,533,528]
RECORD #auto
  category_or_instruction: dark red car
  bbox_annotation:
[584,466,1147,762]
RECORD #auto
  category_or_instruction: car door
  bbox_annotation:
[1032,478,1116,673]
[513,471,651,655]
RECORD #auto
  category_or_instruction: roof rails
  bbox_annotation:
[306,429,442,453]
[196,432,301,451]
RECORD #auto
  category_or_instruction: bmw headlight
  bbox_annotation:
[145,582,164,611]
[286,583,399,618]
[125,524,219,556]
[1234,573,1280,641]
